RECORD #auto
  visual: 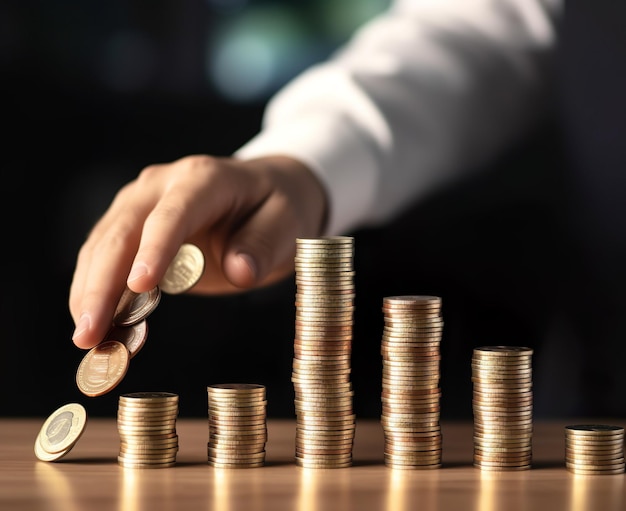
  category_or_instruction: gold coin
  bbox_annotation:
[209,461,265,468]
[296,437,354,446]
[208,383,266,393]
[474,345,534,354]
[207,451,265,465]
[474,463,531,471]
[209,404,266,414]
[159,243,205,294]
[117,425,177,435]
[296,235,354,244]
[208,444,264,453]
[76,340,130,397]
[383,295,442,306]
[385,462,442,470]
[117,408,179,419]
[295,292,356,307]
[565,460,625,471]
[566,466,625,475]
[566,439,625,449]
[113,286,161,326]
[294,265,354,273]
[120,391,179,403]
[566,446,624,456]
[565,424,624,436]
[34,435,72,462]
[36,403,87,456]
[118,449,178,460]
[117,458,176,469]
[120,437,179,448]
[117,415,178,425]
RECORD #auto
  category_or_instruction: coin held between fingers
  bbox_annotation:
[159,243,205,294]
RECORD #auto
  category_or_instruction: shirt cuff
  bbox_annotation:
[235,113,379,236]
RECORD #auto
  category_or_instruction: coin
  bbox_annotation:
[35,403,87,459]
[565,424,624,436]
[120,391,179,403]
[159,243,205,294]
[76,340,130,397]
[103,320,148,358]
[113,286,161,326]
[34,435,70,462]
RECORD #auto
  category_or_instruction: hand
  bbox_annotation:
[69,154,328,349]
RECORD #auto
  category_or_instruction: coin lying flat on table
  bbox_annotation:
[159,243,205,294]
[34,403,87,461]
[76,340,130,397]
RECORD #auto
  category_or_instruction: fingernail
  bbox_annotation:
[72,313,91,342]
[127,262,148,283]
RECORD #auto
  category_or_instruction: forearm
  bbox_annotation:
[236,0,561,235]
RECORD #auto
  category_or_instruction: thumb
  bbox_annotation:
[222,250,260,289]
[222,198,299,289]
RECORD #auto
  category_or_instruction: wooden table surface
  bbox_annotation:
[2,418,625,510]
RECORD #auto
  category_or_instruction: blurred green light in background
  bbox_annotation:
[205,0,390,102]
[207,6,310,102]
[317,0,391,41]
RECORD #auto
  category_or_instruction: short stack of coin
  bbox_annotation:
[380,295,443,469]
[471,346,534,471]
[565,424,625,475]
[117,392,179,468]
[292,236,356,469]
[207,383,268,468]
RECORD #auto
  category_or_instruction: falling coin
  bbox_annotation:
[76,340,130,397]
[34,403,87,461]
[159,243,205,294]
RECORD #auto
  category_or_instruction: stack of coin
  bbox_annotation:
[471,346,534,471]
[565,424,625,475]
[292,236,356,469]
[207,383,267,468]
[117,392,179,468]
[380,295,443,469]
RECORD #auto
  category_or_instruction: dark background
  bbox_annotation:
[3,0,626,421]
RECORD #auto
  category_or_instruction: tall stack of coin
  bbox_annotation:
[565,424,625,475]
[292,236,356,469]
[471,346,534,471]
[206,383,267,468]
[380,295,443,469]
[117,392,179,469]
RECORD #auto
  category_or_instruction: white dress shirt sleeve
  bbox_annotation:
[235,0,561,236]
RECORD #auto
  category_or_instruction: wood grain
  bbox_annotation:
[1,418,625,510]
